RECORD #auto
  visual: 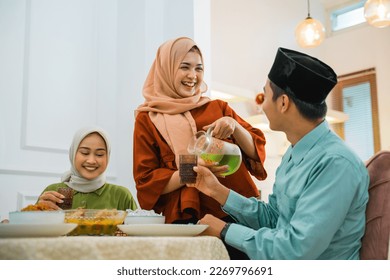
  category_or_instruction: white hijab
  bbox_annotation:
[61,126,110,193]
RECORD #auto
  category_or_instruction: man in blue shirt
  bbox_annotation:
[190,48,369,259]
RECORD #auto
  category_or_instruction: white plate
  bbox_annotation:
[117,224,208,236]
[0,223,77,238]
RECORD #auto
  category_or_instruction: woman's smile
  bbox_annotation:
[82,165,99,171]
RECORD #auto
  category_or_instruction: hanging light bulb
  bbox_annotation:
[364,0,390,28]
[295,0,325,48]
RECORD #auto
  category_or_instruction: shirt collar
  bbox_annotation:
[290,120,330,165]
[73,184,106,195]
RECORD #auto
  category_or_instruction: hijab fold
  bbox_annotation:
[61,126,110,193]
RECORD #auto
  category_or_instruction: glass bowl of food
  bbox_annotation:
[64,209,126,236]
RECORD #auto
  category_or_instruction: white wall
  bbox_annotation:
[210,0,322,93]
[0,0,122,218]
[0,0,211,218]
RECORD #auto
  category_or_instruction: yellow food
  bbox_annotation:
[64,208,126,236]
[21,203,52,211]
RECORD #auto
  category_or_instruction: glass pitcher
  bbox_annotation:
[187,127,242,176]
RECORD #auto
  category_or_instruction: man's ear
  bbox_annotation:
[280,94,290,113]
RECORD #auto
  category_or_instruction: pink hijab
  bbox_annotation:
[136,37,210,164]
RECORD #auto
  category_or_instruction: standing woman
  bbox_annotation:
[133,37,267,258]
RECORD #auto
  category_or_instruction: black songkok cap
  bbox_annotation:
[268,47,337,104]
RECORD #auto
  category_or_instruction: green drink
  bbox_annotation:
[200,154,241,176]
[189,127,242,176]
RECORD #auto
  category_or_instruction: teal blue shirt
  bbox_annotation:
[223,121,369,259]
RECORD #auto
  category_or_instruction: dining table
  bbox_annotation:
[0,235,230,260]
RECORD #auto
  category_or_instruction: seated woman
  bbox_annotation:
[36,126,138,211]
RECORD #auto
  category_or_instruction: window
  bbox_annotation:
[330,69,381,161]
[330,0,366,32]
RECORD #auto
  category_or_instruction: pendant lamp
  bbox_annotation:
[295,0,325,48]
[364,0,390,28]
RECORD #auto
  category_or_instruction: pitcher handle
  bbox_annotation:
[188,130,205,154]
[206,126,214,137]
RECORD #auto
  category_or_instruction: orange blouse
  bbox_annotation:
[133,100,267,223]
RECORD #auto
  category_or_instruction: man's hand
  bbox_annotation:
[197,214,226,238]
[187,165,230,205]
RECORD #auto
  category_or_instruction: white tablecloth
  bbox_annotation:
[0,236,230,260]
